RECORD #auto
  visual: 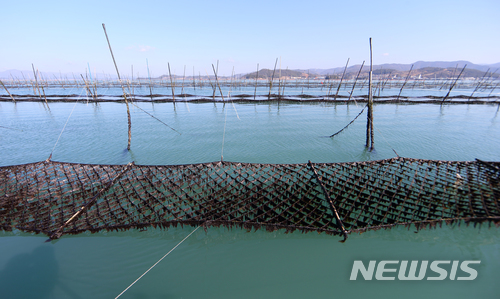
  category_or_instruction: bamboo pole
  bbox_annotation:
[254,63,259,100]
[332,58,349,101]
[278,56,282,98]
[448,65,459,89]
[468,68,490,101]
[102,23,132,150]
[212,60,219,99]
[282,67,288,97]
[441,64,467,104]
[181,65,186,95]
[395,64,413,102]
[31,64,42,100]
[204,69,215,102]
[308,161,348,242]
[48,162,134,240]
[366,38,374,150]
[483,68,498,92]
[193,66,196,90]
[212,64,225,102]
[268,58,278,99]
[146,59,153,99]
[347,61,365,103]
[168,62,175,101]
[0,80,16,102]
[131,65,135,98]
[40,84,48,105]
[488,80,500,97]
[81,74,98,101]
[306,70,310,89]
[381,71,392,91]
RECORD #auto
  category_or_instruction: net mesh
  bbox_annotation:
[1,157,499,241]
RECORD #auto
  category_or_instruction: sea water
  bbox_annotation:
[0,101,499,298]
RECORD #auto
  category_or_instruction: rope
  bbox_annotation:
[220,67,240,161]
[370,119,400,157]
[114,225,201,299]
[228,67,240,120]
[47,89,84,161]
[221,102,228,161]
[328,103,400,157]
[0,125,23,131]
[129,102,181,135]
[329,105,367,138]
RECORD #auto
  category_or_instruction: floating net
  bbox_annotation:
[1,94,499,104]
[1,157,499,241]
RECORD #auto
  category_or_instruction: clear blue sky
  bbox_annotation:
[2,0,499,77]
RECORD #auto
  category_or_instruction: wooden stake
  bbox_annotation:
[254,63,259,100]
[347,61,365,104]
[395,64,413,102]
[212,60,219,100]
[80,74,96,101]
[442,64,467,104]
[0,80,16,102]
[168,62,175,102]
[146,59,153,99]
[193,66,196,90]
[212,64,225,102]
[31,64,43,101]
[468,68,490,101]
[268,58,278,99]
[366,38,374,150]
[102,23,132,150]
[181,65,186,95]
[278,56,282,98]
[47,162,133,240]
[333,58,349,101]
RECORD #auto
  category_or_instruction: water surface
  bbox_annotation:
[0,101,499,298]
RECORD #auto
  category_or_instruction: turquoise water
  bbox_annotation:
[0,101,499,298]
[1,101,499,165]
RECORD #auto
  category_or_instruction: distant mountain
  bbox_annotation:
[313,61,498,75]
[3,61,499,80]
[243,68,309,79]
[322,65,499,80]
[242,61,499,79]
[488,62,500,69]
[409,67,498,79]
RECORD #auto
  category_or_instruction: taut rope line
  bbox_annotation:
[114,225,201,299]
[47,89,84,161]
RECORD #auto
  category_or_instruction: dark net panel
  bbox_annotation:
[0,158,499,241]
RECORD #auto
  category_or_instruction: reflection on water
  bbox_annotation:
[0,245,58,299]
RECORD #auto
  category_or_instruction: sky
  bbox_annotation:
[1,0,499,77]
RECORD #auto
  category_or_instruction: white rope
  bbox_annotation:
[228,67,240,120]
[48,89,84,160]
[221,103,228,161]
[220,67,241,161]
[371,120,400,157]
[114,225,201,299]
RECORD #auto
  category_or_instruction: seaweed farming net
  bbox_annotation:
[1,158,499,241]
[1,94,499,104]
